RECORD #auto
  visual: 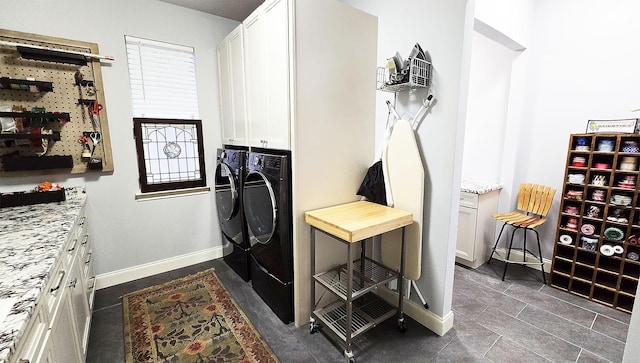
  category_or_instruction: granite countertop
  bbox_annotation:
[460,180,503,194]
[0,187,86,363]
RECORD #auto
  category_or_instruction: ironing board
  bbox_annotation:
[381,119,424,281]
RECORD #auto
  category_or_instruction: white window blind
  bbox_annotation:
[125,36,199,119]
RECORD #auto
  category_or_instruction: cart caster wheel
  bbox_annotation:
[398,318,407,332]
[309,318,318,334]
[344,351,355,363]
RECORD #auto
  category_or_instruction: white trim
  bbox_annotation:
[95,246,224,290]
[135,186,210,201]
[376,286,454,336]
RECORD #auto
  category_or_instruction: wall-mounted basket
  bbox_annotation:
[377,57,431,93]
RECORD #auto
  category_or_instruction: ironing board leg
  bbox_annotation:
[411,280,429,309]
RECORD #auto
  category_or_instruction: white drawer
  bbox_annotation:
[459,191,478,209]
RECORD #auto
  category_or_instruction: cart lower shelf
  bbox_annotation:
[313,257,399,300]
[312,292,397,342]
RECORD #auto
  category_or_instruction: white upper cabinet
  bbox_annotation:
[217,24,247,146]
[244,0,290,149]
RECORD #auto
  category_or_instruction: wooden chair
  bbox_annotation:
[488,183,556,283]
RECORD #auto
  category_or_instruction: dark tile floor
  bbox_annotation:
[86,259,630,363]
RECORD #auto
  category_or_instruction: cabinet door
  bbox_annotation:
[84,248,96,310]
[35,328,54,363]
[217,39,234,144]
[70,251,91,359]
[244,7,268,147]
[456,205,478,262]
[244,0,290,149]
[228,25,247,145]
[49,288,82,363]
[262,0,290,149]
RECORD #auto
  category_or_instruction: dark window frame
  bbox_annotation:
[133,118,207,193]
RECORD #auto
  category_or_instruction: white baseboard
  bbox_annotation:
[95,246,224,290]
[492,247,552,273]
[375,286,454,336]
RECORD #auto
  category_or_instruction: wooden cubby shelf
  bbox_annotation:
[550,133,640,313]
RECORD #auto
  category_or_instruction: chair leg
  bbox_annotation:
[533,229,546,284]
[488,223,508,265]
[523,227,527,262]
[502,226,518,281]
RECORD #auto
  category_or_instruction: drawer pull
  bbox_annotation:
[69,277,78,289]
[50,270,66,293]
[82,234,89,245]
[85,252,92,265]
[68,239,78,253]
[18,359,30,363]
[79,216,86,227]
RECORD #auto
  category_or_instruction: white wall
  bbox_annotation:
[520,0,640,258]
[460,30,519,183]
[0,0,238,276]
[521,2,640,356]
[341,0,468,321]
[474,0,534,48]
[460,0,536,258]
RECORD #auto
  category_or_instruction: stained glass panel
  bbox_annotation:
[133,118,206,192]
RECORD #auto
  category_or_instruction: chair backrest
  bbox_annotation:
[517,183,556,217]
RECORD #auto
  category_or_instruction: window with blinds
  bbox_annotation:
[125,36,206,195]
[125,36,199,119]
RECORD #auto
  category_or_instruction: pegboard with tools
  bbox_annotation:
[0,28,113,175]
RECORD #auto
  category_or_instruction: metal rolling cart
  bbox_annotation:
[304,201,413,363]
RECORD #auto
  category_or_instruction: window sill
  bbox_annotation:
[135,186,210,201]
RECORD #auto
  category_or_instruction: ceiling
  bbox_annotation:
[157,0,264,21]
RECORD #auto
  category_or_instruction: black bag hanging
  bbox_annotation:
[356,160,387,205]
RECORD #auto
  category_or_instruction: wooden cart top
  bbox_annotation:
[304,201,413,243]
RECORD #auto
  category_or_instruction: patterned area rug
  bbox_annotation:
[123,269,279,363]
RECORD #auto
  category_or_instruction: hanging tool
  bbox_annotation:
[88,131,101,155]
[75,71,87,123]
[78,134,91,159]
[386,93,436,131]
[89,101,102,130]
[410,94,435,130]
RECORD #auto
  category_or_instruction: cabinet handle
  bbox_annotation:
[85,252,92,265]
[18,359,30,363]
[79,216,86,227]
[68,238,78,253]
[82,234,89,245]
[50,270,66,293]
[69,277,78,289]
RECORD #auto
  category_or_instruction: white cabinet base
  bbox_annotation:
[456,190,500,269]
